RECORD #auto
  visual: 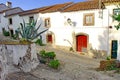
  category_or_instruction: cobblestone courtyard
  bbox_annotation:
[7,45,120,80]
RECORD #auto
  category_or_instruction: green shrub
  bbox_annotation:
[12,34,18,40]
[69,47,74,51]
[46,52,56,59]
[3,31,10,36]
[106,56,111,60]
[39,49,46,58]
[106,63,117,71]
[48,60,60,69]
[39,50,56,59]
[35,39,45,46]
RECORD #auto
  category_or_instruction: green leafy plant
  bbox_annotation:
[112,4,120,30]
[69,47,74,52]
[48,60,60,69]
[39,49,46,58]
[17,19,48,41]
[35,38,45,46]
[45,52,56,59]
[39,50,56,59]
[3,31,10,36]
[2,28,10,36]
[112,14,120,30]
[105,62,117,71]
[106,56,111,60]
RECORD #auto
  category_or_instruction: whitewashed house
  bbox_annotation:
[0,1,23,35]
[19,2,73,44]
[1,0,120,60]
[0,2,11,32]
[62,0,120,60]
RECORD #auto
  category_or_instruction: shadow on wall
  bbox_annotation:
[98,29,108,51]
[89,29,108,59]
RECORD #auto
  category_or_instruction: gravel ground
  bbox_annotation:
[1,33,119,80]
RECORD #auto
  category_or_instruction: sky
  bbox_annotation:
[0,0,86,10]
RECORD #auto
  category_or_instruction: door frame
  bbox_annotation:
[73,32,89,52]
[46,31,55,46]
[111,40,118,59]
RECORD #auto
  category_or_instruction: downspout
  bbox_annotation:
[107,8,110,56]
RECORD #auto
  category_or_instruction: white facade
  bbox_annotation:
[0,14,8,32]
[1,1,120,60]
[7,15,22,31]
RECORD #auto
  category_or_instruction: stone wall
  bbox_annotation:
[0,43,39,80]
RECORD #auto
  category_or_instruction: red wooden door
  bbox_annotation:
[47,35,52,43]
[76,35,87,52]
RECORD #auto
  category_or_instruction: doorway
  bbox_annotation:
[111,40,118,59]
[76,35,87,52]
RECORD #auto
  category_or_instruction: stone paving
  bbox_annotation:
[5,45,120,80]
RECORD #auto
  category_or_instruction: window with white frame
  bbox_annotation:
[83,13,94,26]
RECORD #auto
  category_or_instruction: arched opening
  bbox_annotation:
[46,31,55,46]
[75,34,88,52]
[47,34,52,43]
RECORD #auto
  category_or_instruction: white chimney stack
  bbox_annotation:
[6,1,12,8]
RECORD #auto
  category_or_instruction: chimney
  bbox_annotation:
[6,1,12,8]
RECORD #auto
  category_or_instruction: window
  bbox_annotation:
[113,9,120,15]
[29,16,34,23]
[45,18,51,27]
[83,13,94,26]
[9,18,12,25]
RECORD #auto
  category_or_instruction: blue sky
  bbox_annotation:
[0,0,86,10]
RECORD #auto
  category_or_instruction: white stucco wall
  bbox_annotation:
[1,2,120,59]
[7,15,22,32]
[0,13,8,32]
[35,10,110,52]
[109,29,120,61]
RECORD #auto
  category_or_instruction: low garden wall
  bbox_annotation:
[0,41,39,80]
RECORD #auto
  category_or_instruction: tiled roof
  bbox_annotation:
[40,2,73,13]
[19,6,51,16]
[102,0,120,3]
[62,0,120,12]
[19,2,73,16]
[4,7,23,17]
[0,3,9,12]
[62,1,104,12]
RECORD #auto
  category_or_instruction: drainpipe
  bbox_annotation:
[108,9,110,56]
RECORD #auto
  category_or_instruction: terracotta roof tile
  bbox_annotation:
[40,2,73,13]
[102,0,120,3]
[62,1,103,12]
[19,6,52,16]
[19,2,73,16]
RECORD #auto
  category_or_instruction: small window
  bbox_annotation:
[45,18,51,27]
[29,16,34,23]
[113,9,120,15]
[9,18,12,25]
[83,13,94,26]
